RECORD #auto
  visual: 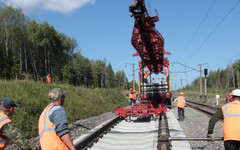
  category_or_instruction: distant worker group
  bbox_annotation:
[128,88,138,106]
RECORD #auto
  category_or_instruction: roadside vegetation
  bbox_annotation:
[172,88,233,107]
[0,80,129,138]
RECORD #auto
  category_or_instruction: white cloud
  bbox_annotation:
[6,0,96,14]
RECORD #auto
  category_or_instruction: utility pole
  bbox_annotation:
[133,63,135,91]
[204,69,208,103]
[199,64,202,98]
[181,79,183,91]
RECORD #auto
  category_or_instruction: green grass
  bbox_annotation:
[172,88,233,107]
[0,80,128,138]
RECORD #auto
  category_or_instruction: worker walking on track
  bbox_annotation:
[174,92,186,121]
[0,97,35,150]
[38,88,75,150]
[129,88,134,105]
[207,89,240,150]
[132,90,138,106]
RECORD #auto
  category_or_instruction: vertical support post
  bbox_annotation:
[181,79,182,92]
[141,45,144,100]
[204,69,208,103]
[133,63,135,91]
[199,64,202,98]
[168,65,171,93]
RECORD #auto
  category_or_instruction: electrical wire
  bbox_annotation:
[0,0,39,22]
[179,0,216,59]
[187,0,240,62]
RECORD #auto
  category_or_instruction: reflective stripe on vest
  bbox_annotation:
[39,105,55,138]
[222,101,240,141]
[0,112,11,149]
[177,96,185,108]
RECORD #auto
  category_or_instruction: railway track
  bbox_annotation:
[74,115,171,150]
[186,100,219,116]
[74,102,224,150]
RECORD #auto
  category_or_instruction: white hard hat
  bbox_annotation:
[231,89,240,97]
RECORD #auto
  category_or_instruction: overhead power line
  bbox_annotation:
[171,62,200,72]
[0,0,39,22]
[179,0,216,59]
[187,0,240,62]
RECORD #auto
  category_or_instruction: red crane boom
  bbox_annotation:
[130,0,170,74]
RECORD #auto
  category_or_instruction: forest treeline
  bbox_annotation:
[0,6,135,89]
[184,60,240,90]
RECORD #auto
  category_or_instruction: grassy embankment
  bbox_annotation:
[172,88,234,106]
[0,80,128,138]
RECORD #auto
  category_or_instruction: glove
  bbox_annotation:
[207,134,214,141]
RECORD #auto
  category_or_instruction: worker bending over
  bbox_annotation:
[207,89,240,150]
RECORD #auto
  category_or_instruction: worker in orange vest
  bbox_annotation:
[0,98,35,149]
[129,88,134,105]
[132,90,138,106]
[38,88,75,150]
[207,89,240,149]
[143,70,150,83]
[46,74,51,84]
[174,92,186,121]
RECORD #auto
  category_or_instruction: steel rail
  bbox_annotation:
[186,100,219,116]
[74,116,121,150]
[159,137,223,142]
[158,115,171,150]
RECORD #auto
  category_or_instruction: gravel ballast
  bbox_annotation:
[171,106,224,150]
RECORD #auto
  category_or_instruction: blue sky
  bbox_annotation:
[3,0,240,90]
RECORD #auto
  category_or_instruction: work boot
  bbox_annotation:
[178,116,181,121]
[180,116,183,121]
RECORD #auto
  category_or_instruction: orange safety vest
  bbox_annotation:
[38,104,69,150]
[177,96,185,109]
[144,73,148,79]
[47,75,51,83]
[129,92,134,99]
[133,93,137,100]
[0,112,11,149]
[222,100,240,141]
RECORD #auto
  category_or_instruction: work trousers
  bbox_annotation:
[132,99,137,106]
[129,99,133,105]
[224,140,240,150]
[144,79,148,83]
[178,107,184,120]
